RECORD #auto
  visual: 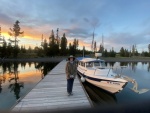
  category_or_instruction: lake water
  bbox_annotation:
[0,61,150,110]
[83,62,150,107]
[0,62,58,110]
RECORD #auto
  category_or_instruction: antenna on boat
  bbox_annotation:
[102,33,104,52]
[83,46,85,58]
[91,28,95,53]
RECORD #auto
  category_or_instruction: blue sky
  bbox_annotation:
[0,0,150,52]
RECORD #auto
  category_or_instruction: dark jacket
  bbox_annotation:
[65,61,77,79]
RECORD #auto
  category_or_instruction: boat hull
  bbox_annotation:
[78,71,128,94]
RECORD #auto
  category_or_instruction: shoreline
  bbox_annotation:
[1,57,150,62]
[101,57,150,62]
[0,57,66,62]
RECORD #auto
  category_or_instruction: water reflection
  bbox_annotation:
[130,62,137,72]
[81,61,150,106]
[82,81,117,106]
[8,62,24,99]
[106,62,139,73]
[109,62,115,67]
[0,63,6,93]
[0,61,59,110]
[20,62,26,68]
[0,61,149,109]
[112,62,150,75]
[0,62,58,98]
[35,62,58,78]
[0,77,2,93]
[147,62,150,72]
[120,62,128,66]
[111,62,150,94]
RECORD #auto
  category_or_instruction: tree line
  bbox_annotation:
[38,30,91,57]
[0,20,91,58]
[0,20,150,58]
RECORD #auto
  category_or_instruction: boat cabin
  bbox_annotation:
[78,58,106,69]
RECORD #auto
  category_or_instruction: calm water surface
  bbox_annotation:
[0,61,150,110]
[83,62,150,106]
[0,62,58,110]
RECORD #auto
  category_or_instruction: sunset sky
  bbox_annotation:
[0,0,150,52]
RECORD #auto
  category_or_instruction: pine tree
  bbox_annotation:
[60,33,67,55]
[72,38,79,55]
[49,30,55,47]
[103,49,108,57]
[120,47,125,57]
[43,38,48,55]
[8,20,24,47]
[8,20,24,57]
[148,44,150,56]
[69,43,73,55]
[48,29,59,56]
[132,45,135,56]
[73,39,78,50]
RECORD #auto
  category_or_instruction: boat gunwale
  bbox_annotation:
[77,70,127,83]
[78,58,105,63]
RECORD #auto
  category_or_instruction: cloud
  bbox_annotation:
[62,27,91,39]
[83,18,89,23]
[0,0,102,35]
[103,30,150,52]
[1,0,150,52]
[0,13,14,25]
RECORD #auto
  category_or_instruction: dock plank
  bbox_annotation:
[11,60,92,112]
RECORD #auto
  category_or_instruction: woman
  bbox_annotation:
[65,55,77,96]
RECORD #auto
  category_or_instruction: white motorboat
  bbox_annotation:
[77,57,128,93]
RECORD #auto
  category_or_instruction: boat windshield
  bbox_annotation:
[94,62,100,66]
[101,61,106,67]
[94,61,105,67]
[86,62,93,67]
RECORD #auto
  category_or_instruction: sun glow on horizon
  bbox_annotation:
[1,31,93,50]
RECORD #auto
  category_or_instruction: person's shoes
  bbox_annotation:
[70,92,73,95]
[67,92,71,96]
[67,92,73,96]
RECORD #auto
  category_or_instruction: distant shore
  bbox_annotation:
[101,57,150,62]
[0,57,66,62]
[1,57,150,62]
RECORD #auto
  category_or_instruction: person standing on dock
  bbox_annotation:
[65,55,77,96]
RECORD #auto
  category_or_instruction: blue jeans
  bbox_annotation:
[67,78,74,93]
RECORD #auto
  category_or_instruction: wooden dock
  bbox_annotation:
[11,60,92,112]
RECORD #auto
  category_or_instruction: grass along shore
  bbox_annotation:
[101,57,150,62]
[0,57,66,62]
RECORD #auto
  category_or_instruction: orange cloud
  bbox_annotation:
[1,24,92,50]
[67,38,91,51]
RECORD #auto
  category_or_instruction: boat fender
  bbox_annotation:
[81,77,85,82]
